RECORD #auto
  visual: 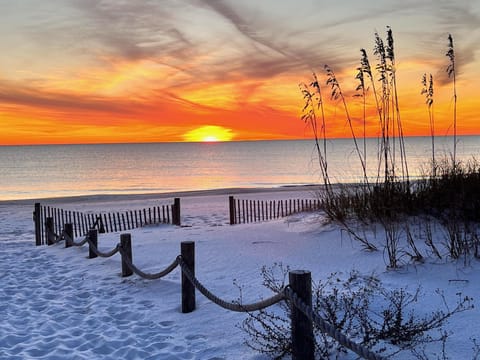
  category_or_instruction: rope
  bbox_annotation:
[49,230,64,244]
[118,246,179,280]
[69,233,89,247]
[177,256,286,312]
[86,239,120,258]
[284,287,385,360]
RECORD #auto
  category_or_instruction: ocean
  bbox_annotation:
[1,136,479,201]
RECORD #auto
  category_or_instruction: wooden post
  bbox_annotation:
[181,241,195,313]
[34,203,42,246]
[88,229,98,259]
[229,196,235,225]
[120,233,133,277]
[173,198,181,226]
[64,223,73,248]
[289,270,314,360]
[46,217,55,246]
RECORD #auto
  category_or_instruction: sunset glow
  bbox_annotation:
[0,1,479,145]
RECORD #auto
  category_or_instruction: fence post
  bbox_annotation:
[229,196,236,225]
[120,233,133,277]
[173,198,181,226]
[34,203,42,246]
[181,241,195,313]
[64,223,73,248]
[45,217,55,246]
[88,229,98,259]
[289,270,314,360]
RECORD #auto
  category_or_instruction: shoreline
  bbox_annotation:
[0,184,326,206]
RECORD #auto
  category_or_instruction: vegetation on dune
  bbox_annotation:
[242,28,479,359]
[301,28,479,268]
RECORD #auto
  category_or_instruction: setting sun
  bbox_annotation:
[182,125,234,142]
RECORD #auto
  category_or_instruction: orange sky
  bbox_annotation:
[0,1,479,145]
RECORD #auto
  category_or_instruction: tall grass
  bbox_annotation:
[446,34,457,168]
[299,72,331,194]
[421,73,435,176]
[325,64,369,187]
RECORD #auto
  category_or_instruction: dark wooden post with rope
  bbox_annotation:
[64,223,73,248]
[120,233,133,277]
[46,217,55,246]
[181,241,195,313]
[34,203,42,246]
[289,270,314,360]
[88,229,98,259]
[229,196,236,225]
[172,198,181,226]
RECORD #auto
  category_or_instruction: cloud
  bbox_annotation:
[71,0,191,59]
[0,80,138,120]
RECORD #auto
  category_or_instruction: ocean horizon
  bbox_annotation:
[1,135,479,201]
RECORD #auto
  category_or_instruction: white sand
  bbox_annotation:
[1,188,479,359]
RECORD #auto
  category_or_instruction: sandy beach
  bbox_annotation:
[1,187,479,359]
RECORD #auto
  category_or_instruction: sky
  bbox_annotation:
[0,0,479,145]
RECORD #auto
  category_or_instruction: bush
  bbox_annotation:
[240,265,473,359]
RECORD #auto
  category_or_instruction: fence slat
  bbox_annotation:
[125,212,131,230]
[102,213,108,233]
[61,209,65,234]
[115,213,120,231]
[122,213,127,231]
[242,200,245,224]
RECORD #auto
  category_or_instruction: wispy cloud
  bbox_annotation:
[0,81,133,115]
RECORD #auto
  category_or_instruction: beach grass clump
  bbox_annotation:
[413,159,480,220]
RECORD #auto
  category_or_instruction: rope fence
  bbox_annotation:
[44,220,385,360]
[177,255,286,313]
[119,247,179,280]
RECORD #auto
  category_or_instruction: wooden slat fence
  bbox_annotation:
[229,196,322,225]
[34,199,180,246]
